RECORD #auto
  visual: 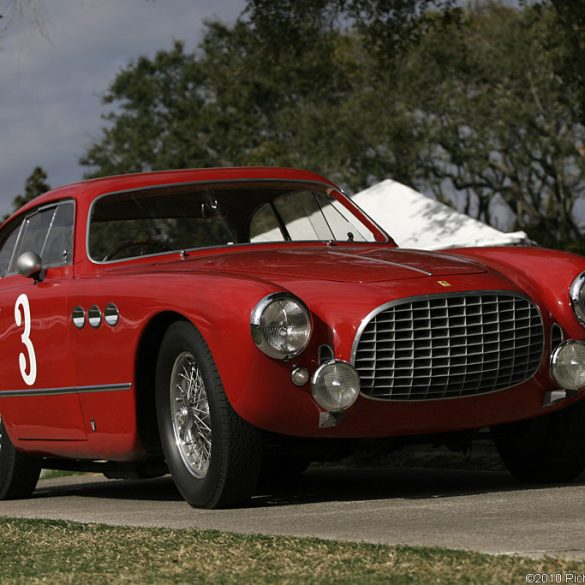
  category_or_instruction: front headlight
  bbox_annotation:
[251,293,312,359]
[570,272,585,326]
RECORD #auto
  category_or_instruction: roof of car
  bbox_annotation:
[13,167,336,218]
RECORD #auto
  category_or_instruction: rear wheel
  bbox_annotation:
[493,400,585,483]
[155,321,262,508]
[0,416,41,500]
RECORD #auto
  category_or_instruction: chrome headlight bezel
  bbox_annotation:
[570,272,585,327]
[250,292,312,360]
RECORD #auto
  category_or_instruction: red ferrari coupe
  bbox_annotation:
[0,167,584,508]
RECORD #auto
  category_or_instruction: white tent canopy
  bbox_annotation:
[351,179,530,250]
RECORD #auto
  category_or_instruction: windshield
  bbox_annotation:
[88,182,379,262]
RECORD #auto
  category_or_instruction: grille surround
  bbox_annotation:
[351,291,545,402]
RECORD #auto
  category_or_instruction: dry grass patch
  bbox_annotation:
[0,517,583,584]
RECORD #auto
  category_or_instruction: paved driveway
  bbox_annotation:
[1,466,584,558]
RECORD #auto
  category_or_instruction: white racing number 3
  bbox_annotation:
[14,293,37,386]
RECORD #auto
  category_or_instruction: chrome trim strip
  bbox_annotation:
[0,382,132,398]
[72,306,85,329]
[549,323,565,385]
[569,271,585,326]
[543,389,578,407]
[327,250,432,275]
[350,290,545,402]
[551,323,564,347]
[318,344,335,365]
[88,304,102,328]
[104,303,120,327]
[250,292,312,359]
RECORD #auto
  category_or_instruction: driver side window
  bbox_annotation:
[0,218,24,277]
[0,201,74,277]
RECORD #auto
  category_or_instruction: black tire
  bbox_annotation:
[0,417,41,500]
[155,321,262,508]
[493,400,585,483]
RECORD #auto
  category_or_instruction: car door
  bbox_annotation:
[0,201,86,442]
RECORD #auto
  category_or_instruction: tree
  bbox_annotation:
[0,0,45,40]
[81,1,585,251]
[79,33,415,191]
[4,166,50,221]
[402,3,585,250]
[242,0,458,70]
[80,1,457,191]
[546,1,585,127]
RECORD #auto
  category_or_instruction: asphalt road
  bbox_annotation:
[1,466,584,559]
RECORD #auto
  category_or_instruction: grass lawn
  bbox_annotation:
[0,517,583,584]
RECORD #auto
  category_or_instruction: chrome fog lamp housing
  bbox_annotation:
[251,293,312,359]
[551,340,585,391]
[570,272,585,326]
[311,361,360,412]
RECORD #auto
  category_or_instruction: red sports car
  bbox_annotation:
[1,167,584,508]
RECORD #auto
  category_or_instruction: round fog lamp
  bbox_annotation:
[551,340,585,390]
[311,361,360,412]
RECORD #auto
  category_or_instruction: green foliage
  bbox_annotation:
[243,0,459,69]
[548,0,585,125]
[404,3,585,249]
[81,0,585,251]
[80,2,457,191]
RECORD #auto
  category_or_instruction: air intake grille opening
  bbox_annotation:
[354,293,544,401]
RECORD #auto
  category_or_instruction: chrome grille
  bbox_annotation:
[353,293,544,401]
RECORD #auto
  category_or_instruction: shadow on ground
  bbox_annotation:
[32,465,585,509]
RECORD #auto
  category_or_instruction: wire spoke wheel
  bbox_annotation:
[156,321,262,508]
[170,351,212,478]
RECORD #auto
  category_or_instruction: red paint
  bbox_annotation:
[0,167,583,462]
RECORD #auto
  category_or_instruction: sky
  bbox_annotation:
[0,0,246,215]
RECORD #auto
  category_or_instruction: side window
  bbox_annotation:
[16,208,55,260]
[0,218,24,277]
[42,204,74,266]
[9,202,74,273]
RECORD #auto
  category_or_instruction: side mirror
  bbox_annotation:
[16,252,43,282]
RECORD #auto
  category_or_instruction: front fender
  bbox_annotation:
[448,246,585,339]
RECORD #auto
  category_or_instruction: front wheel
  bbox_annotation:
[155,321,262,508]
[0,416,41,500]
[493,400,585,483]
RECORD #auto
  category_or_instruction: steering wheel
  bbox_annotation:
[103,240,170,261]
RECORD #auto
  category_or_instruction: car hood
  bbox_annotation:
[152,246,487,283]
